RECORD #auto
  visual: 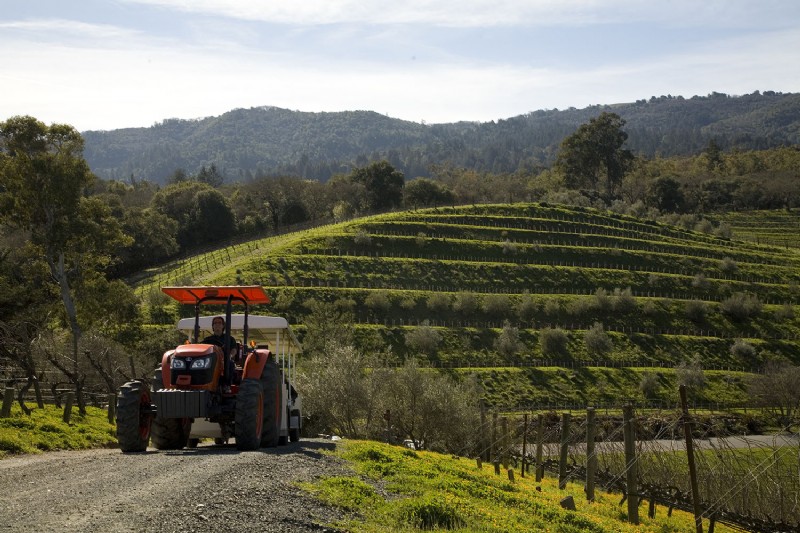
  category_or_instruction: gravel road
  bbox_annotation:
[0,439,349,533]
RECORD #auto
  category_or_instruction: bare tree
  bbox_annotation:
[749,362,800,428]
[0,320,45,414]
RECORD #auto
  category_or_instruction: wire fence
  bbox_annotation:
[470,403,799,533]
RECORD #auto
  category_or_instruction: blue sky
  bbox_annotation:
[2,0,799,131]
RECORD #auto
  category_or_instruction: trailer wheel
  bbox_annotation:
[259,360,282,448]
[235,379,263,451]
[152,417,191,450]
[116,381,151,453]
[187,438,199,449]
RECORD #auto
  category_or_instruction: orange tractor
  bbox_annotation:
[116,286,302,452]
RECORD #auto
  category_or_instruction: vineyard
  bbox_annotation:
[133,203,800,410]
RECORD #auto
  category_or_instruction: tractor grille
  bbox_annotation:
[152,390,209,418]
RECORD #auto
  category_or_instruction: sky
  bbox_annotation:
[1,0,799,132]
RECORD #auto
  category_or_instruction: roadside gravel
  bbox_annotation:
[0,439,350,533]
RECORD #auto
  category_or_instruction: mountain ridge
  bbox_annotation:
[82,91,800,184]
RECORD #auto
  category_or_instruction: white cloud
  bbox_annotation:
[120,0,800,28]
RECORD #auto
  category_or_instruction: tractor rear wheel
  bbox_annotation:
[116,380,151,452]
[259,359,282,448]
[235,379,263,451]
[151,417,191,450]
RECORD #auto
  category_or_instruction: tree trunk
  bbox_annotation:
[48,252,86,415]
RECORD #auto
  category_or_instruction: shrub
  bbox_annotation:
[365,291,391,313]
[612,287,637,313]
[774,303,795,321]
[692,273,709,289]
[542,298,561,317]
[353,229,371,246]
[494,321,523,358]
[452,292,477,315]
[400,296,417,311]
[676,356,706,393]
[539,328,569,357]
[639,372,661,400]
[515,292,538,322]
[593,288,612,311]
[584,322,613,356]
[685,299,708,323]
[695,218,714,234]
[720,293,762,321]
[501,239,517,255]
[415,232,427,247]
[426,293,451,313]
[730,339,756,361]
[405,323,442,356]
[719,257,739,275]
[482,294,511,316]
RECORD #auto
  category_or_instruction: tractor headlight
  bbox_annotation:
[190,357,212,370]
[171,358,186,369]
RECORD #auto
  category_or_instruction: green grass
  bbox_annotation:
[0,404,116,458]
[303,439,737,532]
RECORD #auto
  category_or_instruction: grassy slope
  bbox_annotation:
[0,404,116,458]
[305,439,736,532]
[134,204,800,408]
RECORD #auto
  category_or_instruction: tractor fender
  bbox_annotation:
[160,350,175,389]
[242,349,271,380]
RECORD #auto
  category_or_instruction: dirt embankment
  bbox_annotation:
[0,440,349,533]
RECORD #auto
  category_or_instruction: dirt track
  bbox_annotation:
[0,439,348,533]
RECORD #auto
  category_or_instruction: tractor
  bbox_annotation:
[115,285,302,452]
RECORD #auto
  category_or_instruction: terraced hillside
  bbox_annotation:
[716,209,800,249]
[136,204,800,409]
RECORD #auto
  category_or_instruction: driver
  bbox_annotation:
[202,316,237,352]
[202,316,239,388]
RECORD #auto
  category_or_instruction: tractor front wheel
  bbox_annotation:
[235,379,264,451]
[116,380,152,452]
[151,417,191,450]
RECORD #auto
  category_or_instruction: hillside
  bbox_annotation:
[138,204,800,410]
[83,91,800,183]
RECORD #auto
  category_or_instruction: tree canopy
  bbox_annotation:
[556,112,634,197]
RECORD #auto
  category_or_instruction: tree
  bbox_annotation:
[196,163,224,187]
[150,181,235,249]
[403,177,453,209]
[0,116,131,413]
[116,207,180,274]
[349,160,404,211]
[556,112,634,197]
[646,176,685,212]
[748,362,800,427]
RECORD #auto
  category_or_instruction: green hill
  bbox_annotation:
[137,204,800,409]
[83,91,800,183]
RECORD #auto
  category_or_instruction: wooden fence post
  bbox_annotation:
[107,393,116,424]
[1,386,15,418]
[62,392,74,424]
[623,404,639,525]
[501,417,509,469]
[559,412,571,490]
[681,385,704,533]
[491,411,498,467]
[586,407,597,501]
[535,413,544,482]
[521,413,528,478]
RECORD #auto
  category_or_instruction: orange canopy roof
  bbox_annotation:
[161,286,271,305]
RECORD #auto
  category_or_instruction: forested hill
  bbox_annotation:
[82,91,800,184]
